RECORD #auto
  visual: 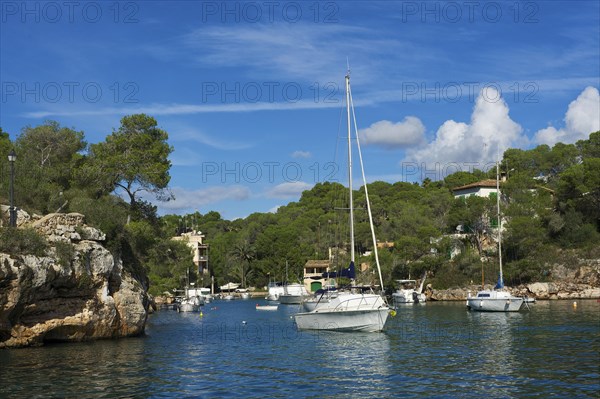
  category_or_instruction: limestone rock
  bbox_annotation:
[78,226,106,241]
[527,282,549,298]
[0,219,148,348]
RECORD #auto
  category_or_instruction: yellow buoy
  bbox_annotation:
[573,301,577,308]
[389,310,397,317]
[199,311,203,317]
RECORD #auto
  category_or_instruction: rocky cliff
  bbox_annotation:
[0,213,149,348]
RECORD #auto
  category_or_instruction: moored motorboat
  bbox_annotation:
[392,279,426,306]
[177,296,202,312]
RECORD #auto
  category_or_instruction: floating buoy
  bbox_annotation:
[242,321,247,325]
[389,310,397,317]
[199,311,203,317]
[573,301,577,308]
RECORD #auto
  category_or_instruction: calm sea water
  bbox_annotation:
[1,299,598,398]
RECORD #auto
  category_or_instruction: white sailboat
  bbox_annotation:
[177,270,202,312]
[294,70,390,332]
[466,161,524,312]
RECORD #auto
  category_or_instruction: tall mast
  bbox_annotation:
[496,159,503,287]
[348,83,385,293]
[346,71,355,265]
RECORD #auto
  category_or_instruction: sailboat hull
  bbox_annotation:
[294,293,389,332]
[466,291,524,312]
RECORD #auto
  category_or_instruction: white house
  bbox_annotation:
[452,179,500,199]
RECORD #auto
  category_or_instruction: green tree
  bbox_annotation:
[13,121,86,213]
[82,114,173,220]
[230,239,256,288]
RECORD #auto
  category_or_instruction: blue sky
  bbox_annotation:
[1,1,599,219]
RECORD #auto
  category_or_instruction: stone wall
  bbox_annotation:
[0,212,148,348]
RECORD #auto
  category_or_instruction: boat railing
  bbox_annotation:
[331,295,384,312]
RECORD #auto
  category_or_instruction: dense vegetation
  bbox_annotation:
[1,121,598,295]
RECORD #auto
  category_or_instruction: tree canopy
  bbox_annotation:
[82,114,173,210]
[1,120,598,294]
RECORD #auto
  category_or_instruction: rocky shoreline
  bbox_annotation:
[427,263,600,301]
[428,283,600,301]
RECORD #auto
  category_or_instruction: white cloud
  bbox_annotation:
[158,186,251,211]
[406,87,525,169]
[359,117,426,148]
[22,99,344,119]
[534,86,600,146]
[291,150,311,158]
[266,181,313,199]
[172,128,251,150]
[268,205,281,213]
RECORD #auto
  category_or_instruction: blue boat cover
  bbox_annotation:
[321,261,355,280]
[494,273,504,289]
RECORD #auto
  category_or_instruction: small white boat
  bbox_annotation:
[392,279,426,306]
[256,304,278,311]
[177,296,202,312]
[223,294,235,301]
[220,282,240,291]
[466,290,524,312]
